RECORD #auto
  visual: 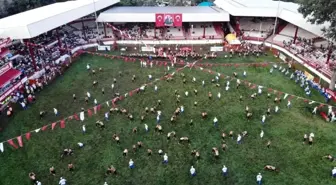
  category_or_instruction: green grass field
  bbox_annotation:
[1,53,336,185]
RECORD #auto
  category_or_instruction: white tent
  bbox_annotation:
[214,0,330,39]
[0,0,119,39]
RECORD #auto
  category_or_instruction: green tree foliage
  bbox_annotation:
[297,0,336,41]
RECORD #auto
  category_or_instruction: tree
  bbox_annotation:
[298,0,336,89]
[298,0,336,41]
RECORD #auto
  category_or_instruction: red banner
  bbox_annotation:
[155,14,164,27]
[173,14,182,27]
[156,14,183,27]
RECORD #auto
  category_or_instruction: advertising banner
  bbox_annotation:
[210,46,224,52]
[97,45,111,51]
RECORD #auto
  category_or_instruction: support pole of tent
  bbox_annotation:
[26,41,37,72]
[235,17,240,36]
[154,26,156,39]
[56,28,62,49]
[64,39,72,64]
[92,0,100,40]
[293,26,299,44]
[82,20,87,40]
[326,45,332,64]
[273,0,281,35]
[203,24,206,38]
[103,23,107,38]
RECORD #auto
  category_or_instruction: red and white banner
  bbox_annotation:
[173,14,182,27]
[155,13,183,27]
[155,14,164,27]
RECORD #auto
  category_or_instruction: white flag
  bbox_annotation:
[0,143,3,153]
[309,101,315,105]
[80,112,85,121]
[106,101,110,107]
[35,128,41,133]
[94,106,97,114]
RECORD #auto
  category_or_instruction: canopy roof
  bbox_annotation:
[214,0,330,38]
[97,6,229,23]
[0,0,119,40]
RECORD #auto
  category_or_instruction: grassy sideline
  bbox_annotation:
[0,53,336,185]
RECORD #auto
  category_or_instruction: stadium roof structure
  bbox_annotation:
[96,6,229,23]
[0,0,120,40]
[214,0,330,38]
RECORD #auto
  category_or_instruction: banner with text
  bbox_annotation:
[155,13,183,27]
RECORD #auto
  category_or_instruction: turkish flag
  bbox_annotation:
[7,139,18,149]
[25,133,31,140]
[155,14,164,27]
[173,14,183,27]
[60,120,65,128]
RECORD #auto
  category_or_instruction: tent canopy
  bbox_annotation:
[214,0,330,39]
[97,6,229,23]
[198,2,215,6]
[0,0,119,40]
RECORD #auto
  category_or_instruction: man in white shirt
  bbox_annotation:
[144,124,149,132]
[261,115,266,124]
[59,177,66,185]
[213,117,218,127]
[287,101,291,108]
[82,125,86,134]
[275,106,279,113]
[222,165,228,176]
[54,108,58,116]
[105,112,109,121]
[78,142,84,148]
[237,134,242,144]
[190,166,196,176]
[20,101,26,110]
[312,106,318,114]
[163,153,168,164]
[260,130,264,139]
[332,167,336,178]
[129,159,134,169]
[256,173,262,185]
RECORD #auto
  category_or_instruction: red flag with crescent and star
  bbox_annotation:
[173,14,182,27]
[155,14,164,27]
